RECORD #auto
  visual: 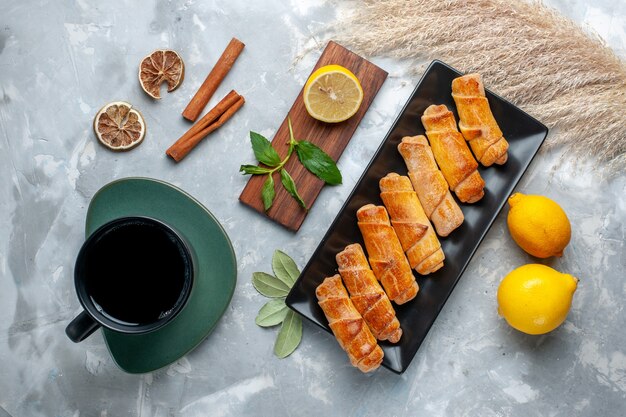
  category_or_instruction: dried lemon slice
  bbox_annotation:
[138,49,185,99]
[303,64,363,123]
[93,101,146,151]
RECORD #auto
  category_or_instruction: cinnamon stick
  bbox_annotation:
[167,93,245,162]
[185,96,244,146]
[175,90,240,145]
[182,37,245,122]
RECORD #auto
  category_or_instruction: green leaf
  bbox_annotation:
[250,131,281,167]
[240,164,272,175]
[279,169,307,210]
[255,299,288,327]
[252,272,290,297]
[272,250,300,287]
[273,310,302,358]
[295,141,342,185]
[261,174,275,211]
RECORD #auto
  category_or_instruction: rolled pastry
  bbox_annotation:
[452,74,509,166]
[316,275,384,373]
[398,135,464,237]
[336,243,402,343]
[379,173,445,275]
[356,204,418,304]
[421,104,485,203]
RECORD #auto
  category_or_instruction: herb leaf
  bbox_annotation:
[272,250,300,286]
[243,122,344,213]
[256,299,289,327]
[295,141,342,185]
[280,169,307,210]
[261,174,276,211]
[240,164,272,175]
[252,272,290,297]
[250,132,281,167]
[273,310,302,358]
[252,250,303,359]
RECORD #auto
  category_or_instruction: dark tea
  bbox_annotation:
[83,219,190,326]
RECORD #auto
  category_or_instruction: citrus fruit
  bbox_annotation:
[497,264,578,335]
[93,101,146,151]
[138,49,185,99]
[507,193,571,258]
[303,64,363,123]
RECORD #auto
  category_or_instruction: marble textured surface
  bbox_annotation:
[1,1,624,416]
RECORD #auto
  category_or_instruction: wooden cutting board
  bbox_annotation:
[239,41,388,231]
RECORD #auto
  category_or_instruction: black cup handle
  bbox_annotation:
[66,311,100,343]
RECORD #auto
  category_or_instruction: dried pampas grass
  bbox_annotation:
[331,0,626,175]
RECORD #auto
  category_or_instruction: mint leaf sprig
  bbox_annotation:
[252,250,303,358]
[240,118,342,211]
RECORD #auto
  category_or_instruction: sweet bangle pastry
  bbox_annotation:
[356,204,418,304]
[452,73,509,166]
[379,173,445,275]
[336,243,402,343]
[421,104,485,203]
[316,275,384,372]
[398,135,464,237]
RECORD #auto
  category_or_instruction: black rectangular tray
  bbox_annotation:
[285,60,549,373]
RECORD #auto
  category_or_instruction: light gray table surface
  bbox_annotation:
[1,1,624,416]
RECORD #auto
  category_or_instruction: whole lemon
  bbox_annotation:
[497,264,578,335]
[507,193,571,258]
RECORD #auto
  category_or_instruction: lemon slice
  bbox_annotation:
[93,101,146,151]
[303,64,363,123]
[138,49,185,100]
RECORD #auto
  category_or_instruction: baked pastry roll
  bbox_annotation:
[356,204,418,304]
[452,74,508,166]
[421,104,485,203]
[398,135,464,237]
[336,243,402,343]
[316,275,384,372]
[379,173,445,275]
